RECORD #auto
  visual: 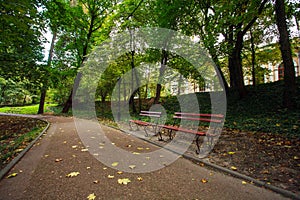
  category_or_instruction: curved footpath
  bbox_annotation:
[0,115,291,199]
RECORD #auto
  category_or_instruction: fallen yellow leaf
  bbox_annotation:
[66,172,80,177]
[137,177,143,181]
[108,175,114,179]
[117,171,123,175]
[118,178,131,185]
[137,147,144,150]
[111,162,119,167]
[87,193,96,200]
[129,165,136,169]
[55,158,63,162]
[132,152,140,155]
[201,178,208,183]
[228,152,235,155]
[6,173,18,178]
[81,149,88,152]
[230,166,237,171]
[242,181,247,185]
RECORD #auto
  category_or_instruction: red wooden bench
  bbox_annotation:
[129,111,162,136]
[158,112,224,154]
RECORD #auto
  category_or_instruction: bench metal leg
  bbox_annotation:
[143,126,149,137]
[158,131,163,141]
[195,135,201,154]
[168,129,173,140]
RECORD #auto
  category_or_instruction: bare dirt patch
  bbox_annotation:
[198,129,300,194]
[0,115,48,170]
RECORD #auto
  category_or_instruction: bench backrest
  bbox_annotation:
[173,112,224,124]
[140,111,162,118]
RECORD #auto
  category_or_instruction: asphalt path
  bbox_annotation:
[0,116,288,200]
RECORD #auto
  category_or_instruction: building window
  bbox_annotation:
[278,63,284,80]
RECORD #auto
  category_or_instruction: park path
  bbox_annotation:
[0,115,288,200]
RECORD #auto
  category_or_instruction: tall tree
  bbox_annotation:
[275,0,296,109]
[186,0,269,97]
[152,0,180,104]
[222,0,268,98]
[61,0,115,113]
[38,0,71,114]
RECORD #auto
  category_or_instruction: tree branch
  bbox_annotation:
[242,0,269,35]
[126,0,144,20]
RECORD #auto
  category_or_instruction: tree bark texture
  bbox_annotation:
[38,31,57,114]
[154,49,168,104]
[275,0,296,109]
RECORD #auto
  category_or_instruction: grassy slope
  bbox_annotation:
[160,78,300,136]
[224,79,299,135]
[94,78,299,136]
[117,78,299,136]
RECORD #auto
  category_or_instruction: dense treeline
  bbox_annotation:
[0,0,299,113]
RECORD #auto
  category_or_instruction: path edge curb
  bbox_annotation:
[105,124,300,200]
[0,114,50,180]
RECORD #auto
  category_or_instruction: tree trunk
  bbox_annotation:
[225,0,268,97]
[144,68,151,99]
[250,28,256,86]
[294,14,300,38]
[177,74,183,95]
[275,0,296,109]
[123,76,127,102]
[208,45,229,92]
[129,50,137,113]
[38,31,56,114]
[228,27,247,98]
[154,49,168,104]
[62,13,96,113]
[37,88,46,114]
[62,72,82,113]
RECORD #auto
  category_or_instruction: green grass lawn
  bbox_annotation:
[0,104,57,115]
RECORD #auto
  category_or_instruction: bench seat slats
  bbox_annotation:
[158,112,224,153]
[158,124,206,136]
[129,111,162,136]
[174,112,224,118]
[172,116,222,123]
[140,113,161,118]
[129,120,155,126]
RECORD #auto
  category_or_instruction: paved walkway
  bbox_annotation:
[0,116,288,200]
